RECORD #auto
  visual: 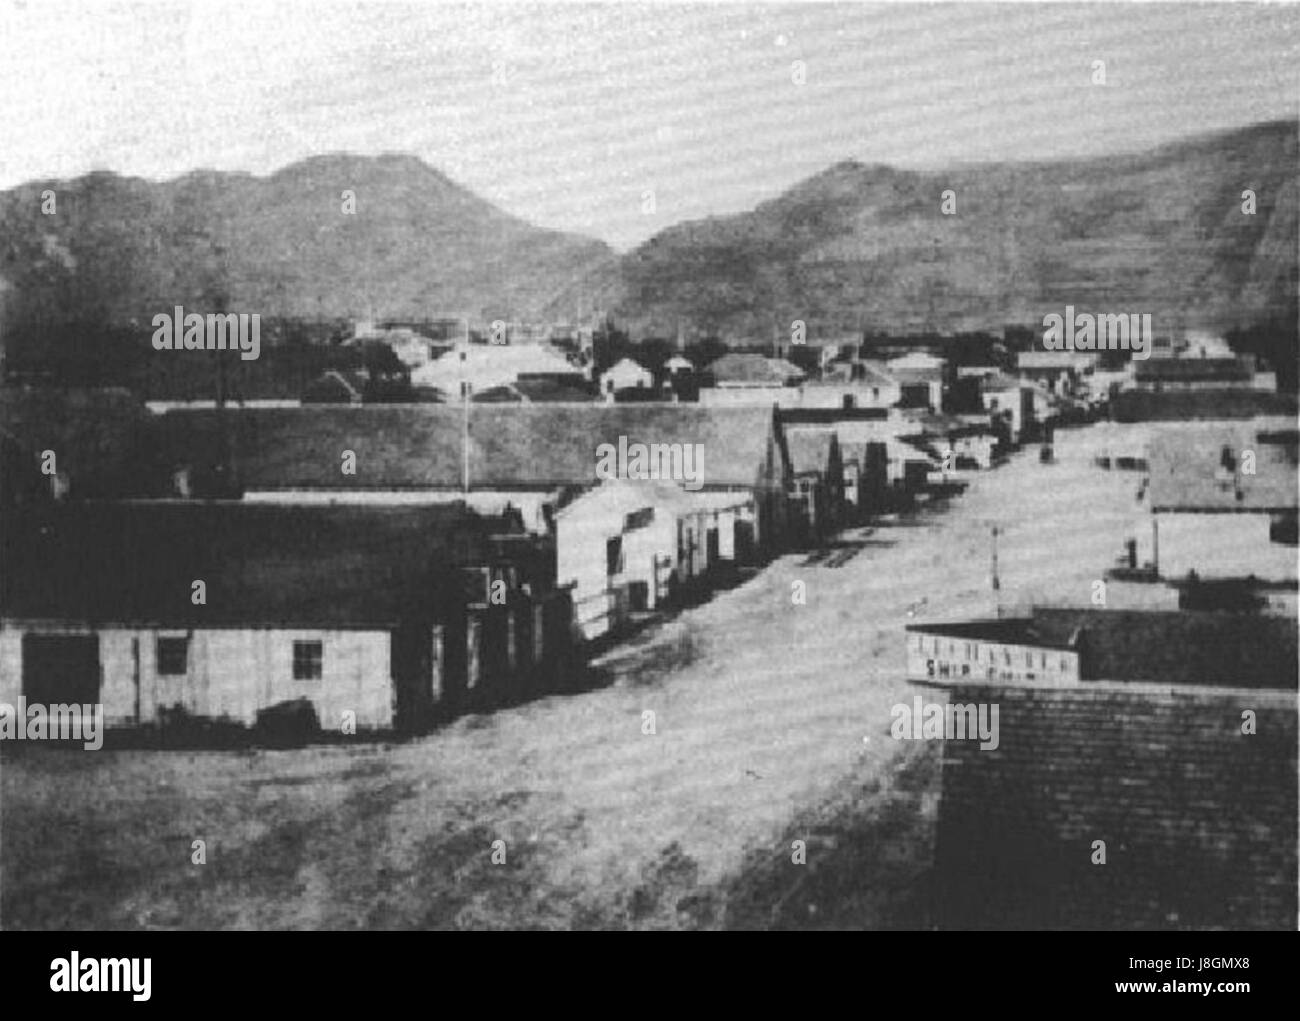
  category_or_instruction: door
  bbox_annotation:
[23,634,100,706]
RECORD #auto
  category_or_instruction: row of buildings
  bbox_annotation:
[2,395,1002,733]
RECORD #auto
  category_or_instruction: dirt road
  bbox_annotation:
[1,432,1143,929]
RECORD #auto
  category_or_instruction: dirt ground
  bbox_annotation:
[1,428,1146,929]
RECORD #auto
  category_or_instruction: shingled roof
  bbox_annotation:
[156,404,783,492]
[0,502,496,628]
[1146,428,1298,512]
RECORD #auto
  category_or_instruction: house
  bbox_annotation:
[663,355,694,376]
[900,410,999,471]
[698,353,805,406]
[783,429,844,545]
[802,361,901,410]
[349,324,440,368]
[907,607,1296,929]
[978,373,1029,444]
[0,502,576,732]
[410,343,585,398]
[1132,355,1258,392]
[885,351,946,373]
[1016,350,1094,395]
[887,365,945,410]
[1139,427,1297,584]
[599,357,654,398]
[780,407,937,511]
[555,479,753,640]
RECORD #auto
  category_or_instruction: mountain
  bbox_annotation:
[0,153,614,329]
[558,119,1298,341]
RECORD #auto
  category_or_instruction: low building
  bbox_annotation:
[599,357,654,397]
[1132,355,1258,392]
[803,361,901,409]
[907,607,1297,929]
[1140,426,1297,583]
[0,502,575,732]
[900,410,999,471]
[698,353,805,406]
[979,373,1029,444]
[1016,350,1094,394]
[555,479,752,640]
[783,428,844,545]
[410,343,585,398]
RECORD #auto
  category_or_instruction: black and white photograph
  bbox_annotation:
[0,0,1296,966]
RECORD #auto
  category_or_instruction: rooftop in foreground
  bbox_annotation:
[908,606,1297,689]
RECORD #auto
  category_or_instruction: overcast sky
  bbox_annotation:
[1,1,1296,250]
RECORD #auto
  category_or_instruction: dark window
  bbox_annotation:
[156,637,188,676]
[293,640,323,680]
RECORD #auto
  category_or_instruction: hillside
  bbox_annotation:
[0,154,614,329]
[558,120,1299,341]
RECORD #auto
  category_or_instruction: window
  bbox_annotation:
[293,640,323,680]
[156,636,188,676]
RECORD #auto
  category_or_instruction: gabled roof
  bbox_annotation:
[820,361,898,388]
[707,353,804,385]
[157,404,783,491]
[1146,428,1298,512]
[601,357,650,377]
[785,429,837,474]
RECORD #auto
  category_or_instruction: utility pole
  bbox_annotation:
[990,523,1001,617]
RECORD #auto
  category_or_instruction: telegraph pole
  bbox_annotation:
[461,315,470,494]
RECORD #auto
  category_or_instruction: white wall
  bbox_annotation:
[0,623,394,729]
[1154,513,1295,582]
[907,631,1081,686]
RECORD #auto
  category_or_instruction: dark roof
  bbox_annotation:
[909,607,1297,689]
[1134,357,1255,383]
[1147,429,1298,511]
[778,407,888,426]
[0,386,151,497]
[1110,389,1296,422]
[900,409,994,438]
[512,377,596,403]
[0,502,501,628]
[156,404,782,491]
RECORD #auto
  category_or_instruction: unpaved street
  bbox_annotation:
[1,431,1145,929]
